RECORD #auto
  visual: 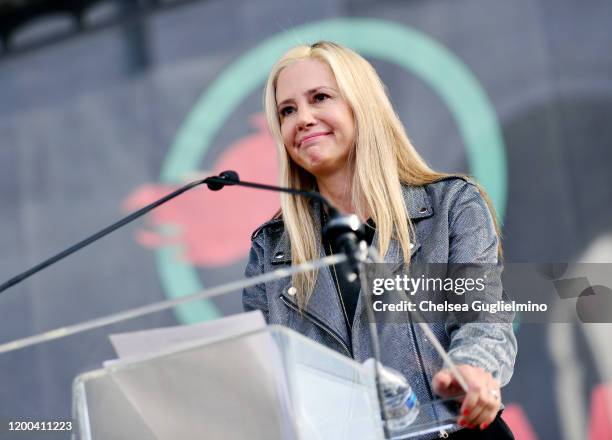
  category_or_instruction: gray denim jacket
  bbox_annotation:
[243,177,517,439]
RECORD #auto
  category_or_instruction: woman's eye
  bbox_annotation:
[313,93,329,102]
[280,106,295,117]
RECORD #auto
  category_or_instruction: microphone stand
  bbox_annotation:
[0,171,339,294]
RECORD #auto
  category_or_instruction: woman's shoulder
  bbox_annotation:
[418,174,479,193]
[250,216,284,241]
[419,175,487,207]
[249,215,291,265]
[410,176,499,262]
[403,175,484,219]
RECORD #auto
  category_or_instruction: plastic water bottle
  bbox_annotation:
[364,359,420,431]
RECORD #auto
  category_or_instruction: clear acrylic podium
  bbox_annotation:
[72,325,458,439]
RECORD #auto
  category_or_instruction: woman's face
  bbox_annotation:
[275,59,356,178]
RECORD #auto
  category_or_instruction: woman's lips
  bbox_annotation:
[298,132,331,148]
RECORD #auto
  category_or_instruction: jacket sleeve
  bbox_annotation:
[242,234,270,323]
[445,181,517,386]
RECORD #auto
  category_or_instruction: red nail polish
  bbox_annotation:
[481,423,488,430]
[462,409,470,416]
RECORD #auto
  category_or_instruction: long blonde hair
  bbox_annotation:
[264,41,500,309]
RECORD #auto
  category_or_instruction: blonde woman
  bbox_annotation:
[243,41,516,439]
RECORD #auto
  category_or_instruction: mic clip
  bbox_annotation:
[205,171,239,191]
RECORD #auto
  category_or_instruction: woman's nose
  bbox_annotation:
[296,106,316,129]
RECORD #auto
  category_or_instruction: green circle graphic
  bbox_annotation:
[158,18,508,324]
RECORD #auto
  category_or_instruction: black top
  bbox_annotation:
[321,211,376,335]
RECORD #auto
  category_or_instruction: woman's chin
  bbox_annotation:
[300,158,350,179]
[301,150,328,169]
[294,149,348,177]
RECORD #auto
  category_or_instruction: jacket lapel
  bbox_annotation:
[270,200,352,350]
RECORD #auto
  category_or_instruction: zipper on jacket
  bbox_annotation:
[280,294,352,357]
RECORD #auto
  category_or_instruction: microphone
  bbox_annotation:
[322,212,366,281]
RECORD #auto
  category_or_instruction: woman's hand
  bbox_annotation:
[432,364,501,430]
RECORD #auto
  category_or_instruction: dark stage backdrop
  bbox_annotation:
[1,0,611,438]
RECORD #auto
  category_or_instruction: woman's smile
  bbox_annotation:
[298,131,331,148]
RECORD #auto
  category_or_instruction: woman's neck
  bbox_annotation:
[316,168,356,216]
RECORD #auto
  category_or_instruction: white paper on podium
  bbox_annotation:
[107,310,266,362]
